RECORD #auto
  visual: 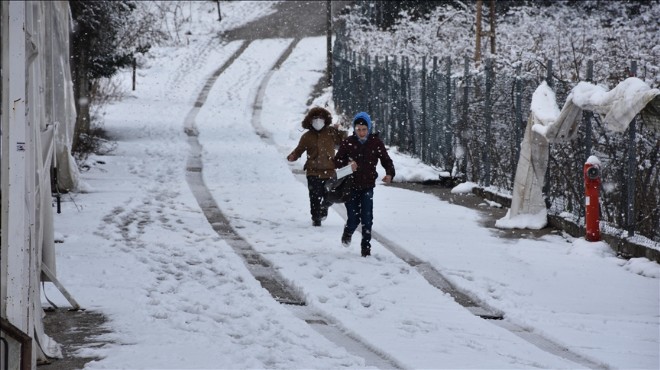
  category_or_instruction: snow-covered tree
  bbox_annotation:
[70,0,138,154]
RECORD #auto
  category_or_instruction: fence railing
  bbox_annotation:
[332,36,660,244]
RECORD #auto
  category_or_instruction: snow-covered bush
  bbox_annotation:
[340,1,659,87]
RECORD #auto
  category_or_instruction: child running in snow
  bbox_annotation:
[287,107,347,226]
[333,112,395,257]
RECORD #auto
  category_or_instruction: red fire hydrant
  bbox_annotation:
[584,156,601,241]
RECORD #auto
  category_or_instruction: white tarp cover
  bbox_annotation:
[496,83,554,229]
[572,77,660,132]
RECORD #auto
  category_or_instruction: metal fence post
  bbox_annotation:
[484,58,493,187]
[361,53,366,113]
[335,47,344,113]
[445,56,453,168]
[421,56,428,162]
[398,56,407,148]
[352,51,357,114]
[513,64,523,186]
[626,61,638,237]
[461,56,470,179]
[543,59,553,207]
[584,60,594,162]
[392,55,401,147]
[367,54,372,113]
[384,56,391,143]
[406,57,416,155]
[359,53,365,113]
[431,56,439,165]
[375,55,382,133]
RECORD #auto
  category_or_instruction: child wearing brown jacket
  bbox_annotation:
[287,107,346,226]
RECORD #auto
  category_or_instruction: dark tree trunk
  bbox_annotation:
[70,35,91,153]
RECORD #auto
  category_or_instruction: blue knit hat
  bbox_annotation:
[352,112,372,134]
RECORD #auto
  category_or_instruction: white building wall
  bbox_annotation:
[1,1,78,368]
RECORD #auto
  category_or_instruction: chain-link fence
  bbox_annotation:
[333,33,660,244]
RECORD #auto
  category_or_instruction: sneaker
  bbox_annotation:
[361,241,371,257]
[341,232,352,247]
[313,219,321,227]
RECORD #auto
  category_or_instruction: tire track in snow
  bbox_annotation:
[367,228,606,369]
[167,35,224,94]
[183,39,404,369]
[183,40,249,136]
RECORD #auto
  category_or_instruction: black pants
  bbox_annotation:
[307,176,330,222]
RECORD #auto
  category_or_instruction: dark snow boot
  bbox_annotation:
[313,219,322,227]
[341,232,352,247]
[361,241,371,257]
[320,204,329,221]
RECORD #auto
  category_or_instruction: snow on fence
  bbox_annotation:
[1,2,80,368]
[332,34,660,245]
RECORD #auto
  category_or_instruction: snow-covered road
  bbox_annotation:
[49,2,658,369]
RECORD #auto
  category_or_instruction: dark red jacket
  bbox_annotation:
[333,134,395,191]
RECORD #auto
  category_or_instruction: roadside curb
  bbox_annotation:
[472,187,660,264]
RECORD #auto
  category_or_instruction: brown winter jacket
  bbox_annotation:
[288,107,347,179]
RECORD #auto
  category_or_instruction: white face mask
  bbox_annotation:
[312,118,325,131]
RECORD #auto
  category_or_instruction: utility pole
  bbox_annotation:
[474,0,496,67]
[326,0,332,87]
